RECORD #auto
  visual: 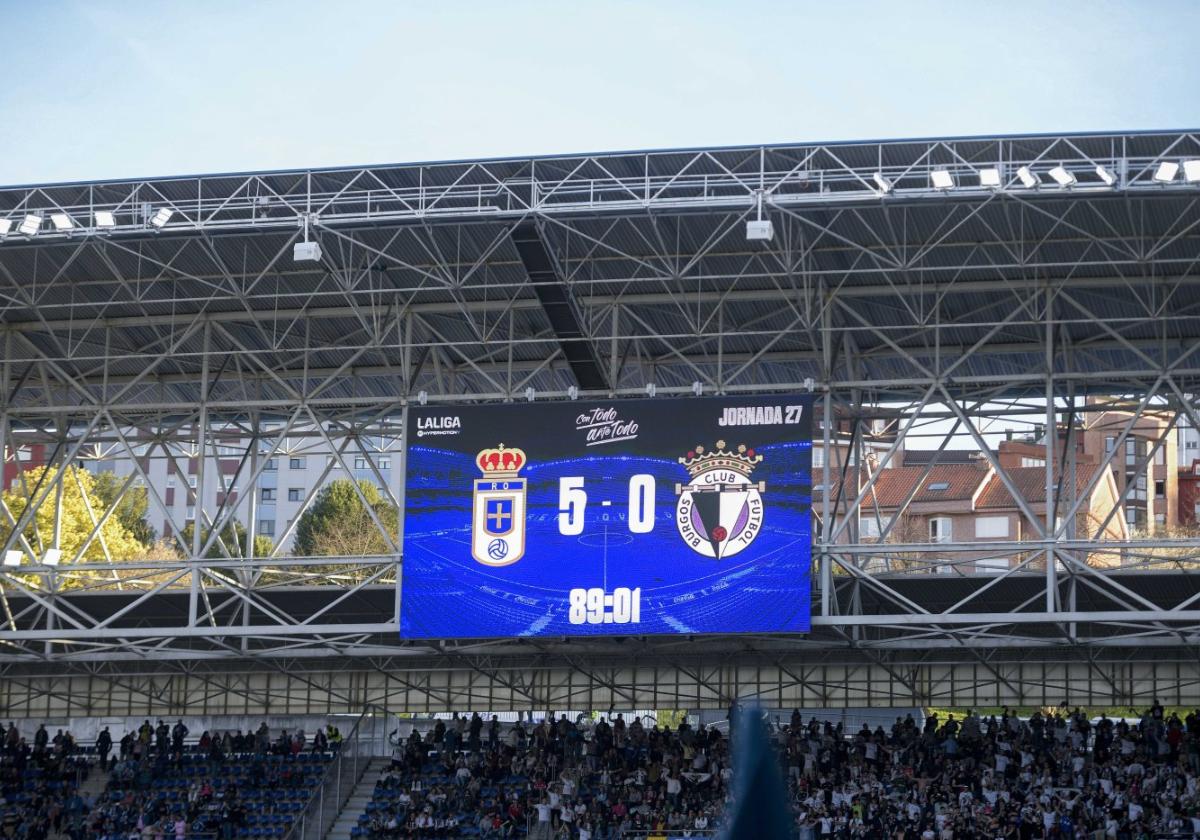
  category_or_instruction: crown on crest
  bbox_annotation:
[679,440,762,478]
[476,444,526,477]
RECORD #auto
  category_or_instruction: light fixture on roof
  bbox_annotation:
[3,550,21,567]
[525,387,536,402]
[50,213,73,231]
[95,210,116,228]
[18,214,42,236]
[646,383,657,398]
[1184,160,1200,183]
[1048,166,1076,187]
[1095,165,1116,186]
[979,168,1001,188]
[293,214,322,262]
[872,172,892,193]
[43,548,61,567]
[567,385,578,400]
[745,190,773,241]
[1016,166,1039,188]
[149,207,174,228]
[0,218,11,237]
[930,169,954,190]
[1154,161,1180,182]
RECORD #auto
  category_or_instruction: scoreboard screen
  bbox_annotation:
[399,395,813,639]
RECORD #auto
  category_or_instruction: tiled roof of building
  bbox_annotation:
[976,464,1106,508]
[862,464,990,506]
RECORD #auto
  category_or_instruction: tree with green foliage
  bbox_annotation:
[0,465,143,564]
[180,520,274,559]
[293,479,398,556]
[91,470,155,547]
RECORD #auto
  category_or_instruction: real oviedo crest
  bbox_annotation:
[471,444,527,566]
[675,441,765,559]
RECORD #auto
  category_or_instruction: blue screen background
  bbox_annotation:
[401,418,813,639]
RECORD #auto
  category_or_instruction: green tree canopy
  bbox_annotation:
[0,465,144,564]
[91,470,155,547]
[180,520,274,559]
[293,479,398,556]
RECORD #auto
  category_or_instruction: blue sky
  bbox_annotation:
[1,0,1198,186]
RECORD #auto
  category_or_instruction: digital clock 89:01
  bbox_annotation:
[568,587,642,625]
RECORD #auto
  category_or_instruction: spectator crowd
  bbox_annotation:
[362,702,1200,839]
[3,704,1200,839]
[0,719,342,840]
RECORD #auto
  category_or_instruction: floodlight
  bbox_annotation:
[646,383,657,398]
[50,213,73,231]
[692,380,703,397]
[872,172,892,193]
[1095,165,1116,186]
[417,390,428,406]
[149,207,174,228]
[979,168,1001,188]
[930,169,954,189]
[745,219,774,240]
[1017,166,1039,188]
[0,219,11,237]
[3,550,21,567]
[1184,160,1200,183]
[43,549,61,567]
[293,241,322,262]
[1048,166,1076,187]
[525,387,535,402]
[18,214,42,236]
[1154,161,1180,182]
[567,385,579,400]
[95,210,116,228]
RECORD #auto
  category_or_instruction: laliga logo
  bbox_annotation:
[470,444,528,566]
[675,441,765,560]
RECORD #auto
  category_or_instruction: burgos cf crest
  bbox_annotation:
[675,441,765,559]
[472,444,527,566]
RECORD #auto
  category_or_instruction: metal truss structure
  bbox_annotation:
[4,130,1200,714]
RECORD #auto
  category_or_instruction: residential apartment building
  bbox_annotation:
[73,422,404,554]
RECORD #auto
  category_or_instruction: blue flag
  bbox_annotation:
[719,705,792,840]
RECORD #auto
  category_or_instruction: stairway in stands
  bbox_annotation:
[325,757,389,840]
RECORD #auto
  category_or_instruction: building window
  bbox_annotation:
[930,516,952,543]
[812,449,824,469]
[1154,447,1165,465]
[1154,513,1166,527]
[354,457,367,470]
[261,488,276,502]
[188,476,197,489]
[859,516,891,539]
[167,475,176,488]
[258,519,275,537]
[289,457,305,470]
[926,481,950,491]
[327,455,340,469]
[378,457,392,470]
[288,487,303,502]
[1105,436,1115,453]
[264,458,277,471]
[975,516,1009,539]
[186,506,195,521]
[1155,480,1165,498]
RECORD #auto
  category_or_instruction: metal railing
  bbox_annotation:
[283,710,385,840]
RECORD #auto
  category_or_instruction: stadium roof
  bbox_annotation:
[1,129,1200,413]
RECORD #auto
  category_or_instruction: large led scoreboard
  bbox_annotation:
[399,396,813,639]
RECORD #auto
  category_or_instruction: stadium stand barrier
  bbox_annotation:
[283,708,386,840]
